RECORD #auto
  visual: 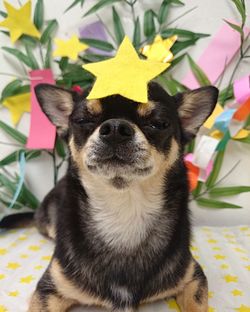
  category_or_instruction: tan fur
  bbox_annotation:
[47,225,56,240]
[86,99,102,115]
[28,292,42,312]
[137,101,155,116]
[50,259,112,309]
[47,295,78,312]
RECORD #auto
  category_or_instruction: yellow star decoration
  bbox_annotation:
[209,307,216,312]
[3,92,31,126]
[28,245,40,251]
[0,274,6,280]
[231,289,243,296]
[207,239,218,244]
[224,274,238,283]
[7,262,21,270]
[245,265,250,271]
[208,291,214,298]
[0,1,40,43]
[8,290,19,297]
[53,35,88,61]
[214,254,226,260]
[0,305,8,312]
[220,263,229,269]
[234,247,246,254]
[141,34,177,63]
[235,305,250,312]
[34,265,43,270]
[20,275,34,284]
[20,253,29,259]
[240,226,249,231]
[41,255,52,261]
[83,36,169,103]
[212,247,221,251]
[0,248,7,255]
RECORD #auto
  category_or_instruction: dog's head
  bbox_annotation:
[35,82,218,189]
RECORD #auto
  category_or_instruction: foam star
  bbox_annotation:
[3,93,31,126]
[231,289,243,296]
[235,305,250,312]
[53,35,88,61]
[224,274,238,283]
[0,1,40,43]
[141,35,177,63]
[83,36,169,103]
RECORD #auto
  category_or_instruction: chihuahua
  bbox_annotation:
[29,82,218,312]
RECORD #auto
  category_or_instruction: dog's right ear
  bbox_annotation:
[35,84,76,135]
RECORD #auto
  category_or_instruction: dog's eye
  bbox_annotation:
[73,118,95,126]
[148,120,169,130]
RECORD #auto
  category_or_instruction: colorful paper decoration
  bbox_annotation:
[182,22,250,89]
[193,136,219,170]
[233,75,250,104]
[233,97,250,121]
[2,93,31,126]
[214,109,236,133]
[83,36,169,103]
[0,1,40,43]
[26,69,56,150]
[53,35,88,61]
[141,35,177,63]
[204,103,224,129]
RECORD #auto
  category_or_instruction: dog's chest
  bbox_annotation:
[87,184,164,250]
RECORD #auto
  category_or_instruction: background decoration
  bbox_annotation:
[0,0,250,223]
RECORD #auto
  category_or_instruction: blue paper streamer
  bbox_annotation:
[9,151,26,209]
[214,109,236,133]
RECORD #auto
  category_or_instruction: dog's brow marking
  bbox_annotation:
[86,99,102,114]
[137,101,155,116]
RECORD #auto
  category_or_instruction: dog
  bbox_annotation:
[29,81,218,312]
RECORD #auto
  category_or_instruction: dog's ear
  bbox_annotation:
[174,86,218,141]
[35,84,76,135]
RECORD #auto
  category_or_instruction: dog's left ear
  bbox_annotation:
[174,86,218,141]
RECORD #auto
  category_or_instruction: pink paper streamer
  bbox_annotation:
[26,69,56,149]
[233,75,250,104]
[182,22,250,89]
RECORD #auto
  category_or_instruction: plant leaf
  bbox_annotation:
[2,47,33,68]
[159,76,188,95]
[161,28,209,40]
[64,0,85,13]
[34,0,44,30]
[112,6,125,45]
[171,39,198,55]
[231,0,246,24]
[44,39,52,68]
[144,9,156,38]
[1,79,22,102]
[133,17,141,49]
[196,197,242,209]
[84,0,121,17]
[0,10,7,18]
[55,137,66,158]
[169,53,186,69]
[158,0,170,25]
[233,135,250,144]
[0,150,41,167]
[224,20,243,36]
[187,55,211,86]
[80,38,114,52]
[24,44,40,69]
[80,53,110,63]
[0,120,27,144]
[209,186,250,197]
[206,150,225,188]
[19,184,40,209]
[218,84,234,104]
[40,19,58,45]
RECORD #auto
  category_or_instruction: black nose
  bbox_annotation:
[99,119,135,144]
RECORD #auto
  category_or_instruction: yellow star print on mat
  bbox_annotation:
[214,254,226,260]
[166,299,180,311]
[235,305,250,312]
[209,307,216,312]
[207,239,218,244]
[141,34,177,63]
[8,291,19,297]
[220,263,229,269]
[224,274,238,283]
[232,289,243,296]
[0,248,7,255]
[3,92,31,126]
[28,245,40,251]
[83,36,169,103]
[0,1,40,43]
[53,35,88,61]
[0,305,8,312]
[245,265,250,271]
[6,262,21,270]
[20,275,34,284]
[0,274,6,280]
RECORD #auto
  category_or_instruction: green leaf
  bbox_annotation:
[40,19,58,45]
[171,39,198,55]
[224,20,243,36]
[196,198,242,209]
[169,53,186,69]
[64,0,85,13]
[1,79,22,102]
[24,44,40,69]
[55,137,66,158]
[0,174,16,194]
[19,184,40,209]
[0,10,7,18]
[144,10,156,38]
[231,0,246,24]
[34,0,44,30]
[234,135,250,144]
[192,181,203,198]
[112,6,125,45]
[209,186,250,197]
[133,17,141,49]
[0,150,41,167]
[0,120,27,144]
[160,77,188,95]
[84,0,121,17]
[168,0,184,5]
[218,84,234,104]
[44,39,52,68]
[187,55,211,86]
[161,28,209,40]
[58,57,69,71]
[158,0,170,25]
[206,150,225,188]
[80,53,109,63]
[20,35,38,47]
[80,38,114,52]
[2,47,33,68]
